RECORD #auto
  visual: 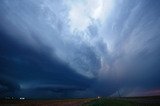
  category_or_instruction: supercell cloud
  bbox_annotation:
[0,0,160,98]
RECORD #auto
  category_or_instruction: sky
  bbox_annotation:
[0,0,160,99]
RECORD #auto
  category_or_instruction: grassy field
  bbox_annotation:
[83,99,136,106]
[0,96,160,106]
[83,96,160,106]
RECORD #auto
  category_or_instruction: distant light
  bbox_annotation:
[97,96,101,99]
[20,97,25,100]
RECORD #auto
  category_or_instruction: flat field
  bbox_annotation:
[1,96,160,106]
[83,96,160,106]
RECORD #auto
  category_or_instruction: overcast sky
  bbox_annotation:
[0,0,160,98]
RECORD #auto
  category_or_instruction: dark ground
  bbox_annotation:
[0,96,160,106]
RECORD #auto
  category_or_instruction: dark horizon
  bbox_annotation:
[0,0,160,99]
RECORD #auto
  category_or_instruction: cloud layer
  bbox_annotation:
[0,0,160,98]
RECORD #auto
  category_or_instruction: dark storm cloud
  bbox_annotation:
[0,32,94,98]
[17,84,88,99]
[0,75,20,94]
[0,0,160,98]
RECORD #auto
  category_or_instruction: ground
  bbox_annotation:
[0,96,160,106]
